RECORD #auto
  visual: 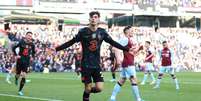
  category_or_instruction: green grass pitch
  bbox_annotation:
[0,72,200,101]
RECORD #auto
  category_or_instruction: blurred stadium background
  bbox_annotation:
[0,0,201,101]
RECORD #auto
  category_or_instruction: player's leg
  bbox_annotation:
[6,67,13,84]
[110,77,126,101]
[25,67,31,83]
[81,68,92,101]
[141,63,148,85]
[15,62,21,86]
[141,71,148,85]
[110,69,127,101]
[168,67,179,90]
[91,68,104,93]
[154,66,165,89]
[128,66,144,101]
[148,63,155,85]
[83,83,92,101]
[18,64,29,96]
[110,66,116,82]
[91,82,103,93]
[18,71,26,96]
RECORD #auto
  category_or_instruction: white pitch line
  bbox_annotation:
[1,74,201,85]
[0,93,63,101]
[26,76,201,85]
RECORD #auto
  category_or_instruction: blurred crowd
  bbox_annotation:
[41,0,201,7]
[0,24,201,73]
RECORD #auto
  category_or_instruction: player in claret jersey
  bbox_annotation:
[55,11,130,101]
[110,26,144,101]
[141,41,156,85]
[153,41,179,90]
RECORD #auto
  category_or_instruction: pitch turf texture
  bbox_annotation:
[0,72,200,101]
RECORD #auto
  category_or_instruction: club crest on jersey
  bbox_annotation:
[92,33,96,39]
[26,45,29,48]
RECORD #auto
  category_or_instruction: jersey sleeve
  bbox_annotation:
[31,43,36,57]
[103,29,129,52]
[118,37,128,47]
[56,29,82,51]
[12,40,21,56]
[157,49,162,65]
[170,49,174,64]
[149,47,155,54]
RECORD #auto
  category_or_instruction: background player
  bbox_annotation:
[141,41,156,85]
[110,26,144,101]
[154,41,179,90]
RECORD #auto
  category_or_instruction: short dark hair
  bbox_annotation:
[123,26,131,33]
[89,11,100,18]
[162,41,167,44]
[146,41,151,44]
[26,31,33,35]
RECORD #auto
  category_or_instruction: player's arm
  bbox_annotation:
[145,48,154,61]
[12,41,21,56]
[145,54,154,61]
[170,49,174,65]
[113,47,123,66]
[31,43,36,58]
[103,30,129,52]
[56,31,81,52]
[157,49,162,66]
[133,45,143,54]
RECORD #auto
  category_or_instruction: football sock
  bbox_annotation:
[111,82,122,98]
[19,78,26,91]
[112,73,116,79]
[142,74,148,83]
[131,83,141,100]
[150,73,155,81]
[156,74,163,87]
[83,91,90,101]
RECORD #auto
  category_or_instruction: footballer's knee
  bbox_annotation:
[84,84,92,93]
[91,83,103,93]
[118,77,126,85]
[144,72,148,74]
[158,73,163,79]
[158,73,163,77]
[93,87,102,93]
[21,72,26,78]
[129,76,137,84]
[85,88,91,93]
[170,74,176,79]
[148,71,151,75]
[96,83,104,91]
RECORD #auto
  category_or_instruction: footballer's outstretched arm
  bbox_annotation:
[56,38,77,52]
[56,31,81,52]
[12,41,20,56]
[31,44,36,58]
[103,31,129,52]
